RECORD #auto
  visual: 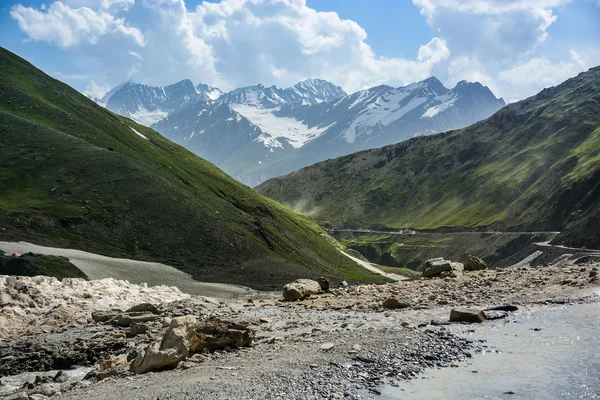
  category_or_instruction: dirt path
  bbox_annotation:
[0,241,257,298]
[340,250,408,281]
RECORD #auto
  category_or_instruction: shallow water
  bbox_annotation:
[381,303,600,400]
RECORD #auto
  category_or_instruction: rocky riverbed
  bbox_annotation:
[0,256,598,399]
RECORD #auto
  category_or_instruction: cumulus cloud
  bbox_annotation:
[498,49,598,102]
[413,0,571,63]
[10,1,145,48]
[9,0,596,102]
[10,0,451,93]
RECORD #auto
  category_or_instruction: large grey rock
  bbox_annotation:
[464,255,488,271]
[190,317,253,353]
[482,310,508,320]
[450,262,464,274]
[317,276,330,291]
[422,258,452,277]
[449,308,487,323]
[130,342,183,375]
[382,298,411,309]
[130,315,197,374]
[91,310,118,323]
[126,303,159,314]
[117,312,159,327]
[282,279,321,301]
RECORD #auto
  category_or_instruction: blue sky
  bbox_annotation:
[1,0,599,102]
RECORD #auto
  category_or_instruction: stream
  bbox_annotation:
[380,303,599,399]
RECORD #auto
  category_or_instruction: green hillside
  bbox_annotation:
[257,67,600,249]
[0,47,383,290]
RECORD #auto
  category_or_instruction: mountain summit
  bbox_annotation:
[103,80,222,126]
[152,76,504,186]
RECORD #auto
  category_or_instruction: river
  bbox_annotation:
[381,303,599,399]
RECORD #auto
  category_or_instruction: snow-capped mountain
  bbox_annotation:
[152,76,504,186]
[217,79,346,108]
[102,80,222,126]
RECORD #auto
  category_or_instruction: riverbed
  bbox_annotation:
[381,303,600,399]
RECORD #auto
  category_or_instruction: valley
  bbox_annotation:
[0,6,599,397]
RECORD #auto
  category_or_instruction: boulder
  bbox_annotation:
[317,276,330,291]
[282,279,321,301]
[422,258,452,277]
[482,310,508,320]
[160,315,199,356]
[126,303,159,314]
[130,342,184,374]
[117,312,159,327]
[465,256,488,271]
[449,308,487,323]
[190,317,253,353]
[450,262,464,274]
[382,298,411,309]
[130,315,197,374]
[422,258,465,278]
[91,310,117,323]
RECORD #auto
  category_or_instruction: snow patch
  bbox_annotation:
[421,94,457,118]
[0,275,189,339]
[343,95,427,143]
[129,108,169,126]
[130,127,149,140]
[232,104,334,148]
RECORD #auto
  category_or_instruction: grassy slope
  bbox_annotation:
[0,47,384,290]
[257,67,600,248]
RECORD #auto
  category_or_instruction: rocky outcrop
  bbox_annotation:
[282,279,322,301]
[449,308,487,323]
[464,255,488,271]
[130,316,253,374]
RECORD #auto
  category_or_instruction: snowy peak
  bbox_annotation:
[102,80,222,126]
[217,79,347,108]
[290,79,347,104]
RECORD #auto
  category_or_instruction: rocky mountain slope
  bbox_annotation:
[102,80,222,126]
[153,77,504,186]
[256,67,600,249]
[0,46,383,290]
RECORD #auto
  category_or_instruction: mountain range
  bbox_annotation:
[256,66,600,249]
[99,76,505,186]
[0,46,382,290]
[101,79,222,126]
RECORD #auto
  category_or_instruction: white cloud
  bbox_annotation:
[413,0,570,63]
[10,1,145,48]
[10,0,451,93]
[128,50,142,60]
[10,0,597,103]
[498,49,597,101]
[84,80,111,99]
